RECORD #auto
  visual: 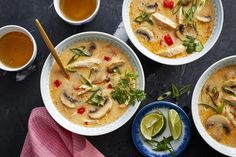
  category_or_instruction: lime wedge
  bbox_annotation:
[168,109,182,140]
[140,112,166,140]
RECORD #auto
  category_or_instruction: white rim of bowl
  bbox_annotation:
[192,55,236,156]
[53,0,100,25]
[122,0,224,65]
[0,25,37,72]
[40,31,145,136]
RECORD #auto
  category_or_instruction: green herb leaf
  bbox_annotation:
[67,54,80,65]
[179,85,190,96]
[157,91,172,101]
[171,84,180,101]
[222,86,236,96]
[183,36,204,54]
[87,88,103,106]
[134,12,153,25]
[111,72,145,106]
[70,47,91,57]
[80,75,93,87]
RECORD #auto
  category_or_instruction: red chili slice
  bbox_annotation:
[107,84,113,89]
[77,107,86,114]
[104,56,111,61]
[163,0,174,9]
[164,34,174,46]
[54,80,62,87]
[84,122,88,125]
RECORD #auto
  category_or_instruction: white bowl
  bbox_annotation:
[122,0,224,65]
[53,0,100,25]
[0,25,37,72]
[192,56,236,156]
[40,31,145,136]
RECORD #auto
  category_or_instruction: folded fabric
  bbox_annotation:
[20,107,104,157]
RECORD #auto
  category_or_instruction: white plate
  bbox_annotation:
[192,56,236,156]
[122,0,224,65]
[40,32,145,136]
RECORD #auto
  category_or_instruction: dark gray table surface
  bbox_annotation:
[0,0,234,156]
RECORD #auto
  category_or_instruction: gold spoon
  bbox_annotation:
[35,19,70,79]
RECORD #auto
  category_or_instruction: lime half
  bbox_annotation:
[140,112,166,140]
[168,109,182,140]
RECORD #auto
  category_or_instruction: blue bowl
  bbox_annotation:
[132,101,191,157]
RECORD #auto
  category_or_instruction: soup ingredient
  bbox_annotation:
[67,54,80,65]
[134,12,153,25]
[199,103,223,114]
[104,56,111,61]
[196,15,212,23]
[157,84,190,102]
[140,111,166,140]
[60,91,80,108]
[67,58,101,69]
[87,89,104,106]
[135,27,154,41]
[87,42,97,53]
[88,97,113,119]
[70,47,92,57]
[152,13,177,29]
[107,60,125,73]
[0,32,33,68]
[139,2,158,13]
[183,36,204,54]
[111,72,146,106]
[222,87,236,96]
[163,0,174,9]
[168,109,182,140]
[223,78,236,87]
[206,115,231,141]
[224,105,236,128]
[77,107,86,114]
[164,34,174,46]
[60,0,96,21]
[54,79,62,87]
[157,45,186,57]
[145,136,176,157]
[77,85,92,96]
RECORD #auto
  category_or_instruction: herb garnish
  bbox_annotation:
[70,46,92,57]
[80,75,93,87]
[145,136,176,157]
[134,12,153,25]
[87,88,104,106]
[67,54,80,65]
[111,72,146,106]
[157,84,190,102]
[222,86,236,96]
[183,35,204,54]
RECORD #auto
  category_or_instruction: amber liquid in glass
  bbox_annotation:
[0,32,33,68]
[60,0,97,21]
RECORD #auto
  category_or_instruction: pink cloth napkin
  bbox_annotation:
[20,107,104,157]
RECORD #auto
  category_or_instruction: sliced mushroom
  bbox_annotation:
[91,69,106,84]
[60,91,80,108]
[182,0,191,6]
[176,24,197,40]
[107,60,125,73]
[67,58,101,69]
[139,2,158,13]
[156,45,186,57]
[152,12,177,29]
[87,42,97,53]
[206,115,231,139]
[88,97,113,119]
[135,27,154,41]
[196,15,212,23]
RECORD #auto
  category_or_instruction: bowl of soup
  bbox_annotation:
[40,32,145,135]
[192,56,236,156]
[122,0,223,65]
[53,0,100,25]
[0,25,37,71]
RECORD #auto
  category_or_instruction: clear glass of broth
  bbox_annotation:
[53,0,100,25]
[0,25,37,71]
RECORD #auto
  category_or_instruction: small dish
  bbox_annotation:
[53,0,100,25]
[41,31,145,136]
[122,0,224,65]
[132,101,191,157]
[192,55,236,156]
[0,25,37,72]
